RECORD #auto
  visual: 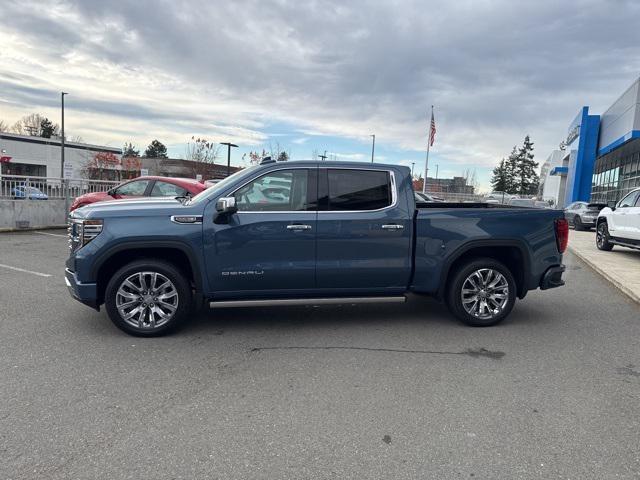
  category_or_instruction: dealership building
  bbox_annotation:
[540,76,640,207]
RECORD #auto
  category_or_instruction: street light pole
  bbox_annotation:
[370,134,375,163]
[220,142,238,177]
[61,92,68,211]
[60,92,68,180]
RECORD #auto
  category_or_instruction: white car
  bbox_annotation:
[484,191,515,203]
[596,187,640,251]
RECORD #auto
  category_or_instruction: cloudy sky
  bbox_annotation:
[1,0,639,190]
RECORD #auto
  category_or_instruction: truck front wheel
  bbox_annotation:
[105,259,193,336]
[446,258,516,327]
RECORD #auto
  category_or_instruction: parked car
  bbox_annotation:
[508,198,536,208]
[564,201,606,230]
[535,201,551,209]
[485,191,515,203]
[204,179,221,188]
[596,187,640,251]
[69,176,207,211]
[414,191,444,203]
[66,161,567,336]
[11,186,48,200]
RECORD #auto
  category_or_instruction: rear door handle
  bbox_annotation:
[287,224,312,230]
[381,224,404,230]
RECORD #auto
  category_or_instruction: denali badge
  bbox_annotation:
[222,270,264,276]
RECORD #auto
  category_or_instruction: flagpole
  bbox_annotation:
[423,105,433,194]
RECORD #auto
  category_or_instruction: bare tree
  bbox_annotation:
[0,120,9,132]
[266,141,290,161]
[11,113,59,137]
[185,137,220,163]
[463,168,479,192]
[245,149,267,165]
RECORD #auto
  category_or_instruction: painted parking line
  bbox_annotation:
[0,263,52,277]
[34,231,67,238]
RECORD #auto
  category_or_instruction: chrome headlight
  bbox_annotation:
[69,219,103,251]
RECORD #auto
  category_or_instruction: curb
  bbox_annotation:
[568,244,640,305]
[0,225,67,233]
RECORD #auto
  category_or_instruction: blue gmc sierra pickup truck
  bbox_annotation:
[66,160,568,336]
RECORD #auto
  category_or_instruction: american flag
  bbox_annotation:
[428,110,436,147]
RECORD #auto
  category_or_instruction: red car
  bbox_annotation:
[69,176,207,211]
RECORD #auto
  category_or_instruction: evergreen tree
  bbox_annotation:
[277,151,289,162]
[39,118,56,138]
[504,146,519,194]
[514,135,539,195]
[144,139,168,158]
[490,158,509,192]
[123,142,140,156]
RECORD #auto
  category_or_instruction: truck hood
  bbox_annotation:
[71,197,198,219]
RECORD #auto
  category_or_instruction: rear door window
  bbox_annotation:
[326,169,392,211]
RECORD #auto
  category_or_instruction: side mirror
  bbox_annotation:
[216,196,237,215]
[607,200,617,211]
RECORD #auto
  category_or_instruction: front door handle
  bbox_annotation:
[381,224,404,230]
[287,224,312,230]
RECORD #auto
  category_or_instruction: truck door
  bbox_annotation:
[611,190,640,238]
[315,168,412,292]
[204,167,318,295]
[626,191,640,240]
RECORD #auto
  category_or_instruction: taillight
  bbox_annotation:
[555,218,569,253]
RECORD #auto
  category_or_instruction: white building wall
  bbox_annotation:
[0,133,121,179]
[541,150,565,206]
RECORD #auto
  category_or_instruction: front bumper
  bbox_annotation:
[540,265,566,290]
[65,268,100,310]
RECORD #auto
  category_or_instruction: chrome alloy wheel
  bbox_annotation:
[460,268,509,320]
[116,272,179,329]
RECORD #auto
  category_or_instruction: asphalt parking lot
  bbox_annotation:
[1,230,639,479]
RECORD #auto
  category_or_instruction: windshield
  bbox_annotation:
[188,166,258,204]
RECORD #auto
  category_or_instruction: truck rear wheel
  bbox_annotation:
[105,259,192,336]
[446,258,516,327]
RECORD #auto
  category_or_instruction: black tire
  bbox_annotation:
[596,221,614,251]
[105,259,193,336]
[574,215,585,231]
[446,257,517,327]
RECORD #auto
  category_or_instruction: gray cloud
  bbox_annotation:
[2,0,640,174]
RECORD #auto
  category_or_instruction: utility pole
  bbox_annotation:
[61,92,68,180]
[318,151,328,161]
[411,162,415,177]
[370,134,375,163]
[435,164,439,180]
[61,92,68,211]
[220,142,238,177]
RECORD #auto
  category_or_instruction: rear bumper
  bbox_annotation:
[540,265,565,290]
[65,268,100,310]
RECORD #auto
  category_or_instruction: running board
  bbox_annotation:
[209,296,406,308]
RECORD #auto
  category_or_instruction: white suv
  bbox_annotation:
[596,187,640,251]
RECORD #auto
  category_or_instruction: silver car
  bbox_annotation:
[564,201,605,231]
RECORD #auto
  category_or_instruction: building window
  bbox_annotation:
[591,138,640,203]
[1,162,47,177]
